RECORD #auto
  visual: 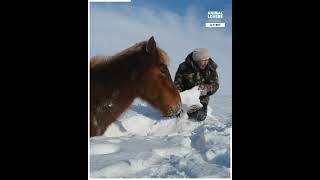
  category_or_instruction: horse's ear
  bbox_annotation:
[146,36,156,54]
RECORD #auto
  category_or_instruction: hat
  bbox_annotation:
[192,48,210,61]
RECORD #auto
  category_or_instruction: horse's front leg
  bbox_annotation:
[92,108,116,137]
[90,111,100,137]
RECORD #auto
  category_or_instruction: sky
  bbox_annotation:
[90,0,232,95]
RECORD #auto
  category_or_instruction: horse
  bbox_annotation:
[90,36,182,137]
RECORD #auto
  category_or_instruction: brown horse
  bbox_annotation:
[90,36,182,137]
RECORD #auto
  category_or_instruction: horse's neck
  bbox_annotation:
[92,55,142,118]
[105,88,136,119]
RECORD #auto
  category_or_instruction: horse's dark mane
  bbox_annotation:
[90,41,170,71]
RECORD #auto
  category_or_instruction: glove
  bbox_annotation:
[187,106,207,121]
[187,105,202,114]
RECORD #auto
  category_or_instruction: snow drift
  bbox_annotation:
[90,86,231,178]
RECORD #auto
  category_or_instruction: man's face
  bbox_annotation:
[196,59,209,70]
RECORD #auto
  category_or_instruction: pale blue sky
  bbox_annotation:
[90,0,232,95]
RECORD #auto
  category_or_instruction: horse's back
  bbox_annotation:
[90,55,111,69]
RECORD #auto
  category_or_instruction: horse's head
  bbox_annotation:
[136,36,181,116]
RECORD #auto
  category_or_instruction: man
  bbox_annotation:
[174,48,219,121]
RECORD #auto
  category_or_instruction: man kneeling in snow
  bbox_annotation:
[174,48,219,121]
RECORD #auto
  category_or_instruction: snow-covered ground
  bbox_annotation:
[90,87,232,178]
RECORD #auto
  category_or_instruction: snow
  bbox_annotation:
[90,87,231,178]
[90,144,120,155]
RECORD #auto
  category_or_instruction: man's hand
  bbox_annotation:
[199,84,210,96]
[200,89,207,96]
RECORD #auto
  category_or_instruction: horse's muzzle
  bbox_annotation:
[166,102,182,117]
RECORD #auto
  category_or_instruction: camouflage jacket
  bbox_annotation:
[174,52,219,106]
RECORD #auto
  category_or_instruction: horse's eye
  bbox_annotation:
[160,64,167,74]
